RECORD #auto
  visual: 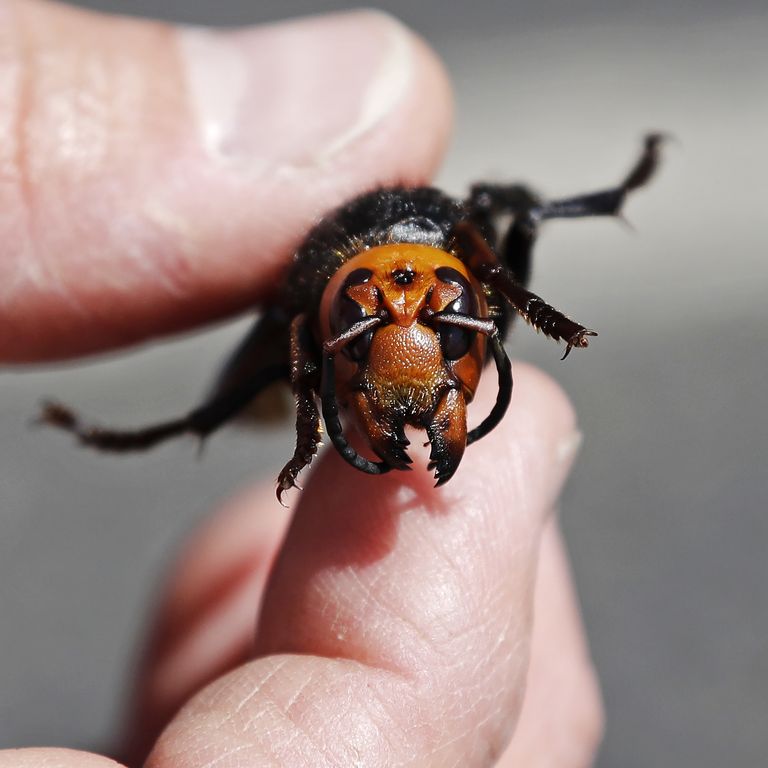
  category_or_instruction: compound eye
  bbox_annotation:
[435,267,476,316]
[330,268,375,362]
[435,266,477,360]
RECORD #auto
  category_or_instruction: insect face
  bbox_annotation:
[319,244,487,478]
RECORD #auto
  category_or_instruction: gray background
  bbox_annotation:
[1,1,767,766]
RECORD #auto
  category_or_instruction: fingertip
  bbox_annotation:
[501,360,579,440]
[0,6,453,361]
[456,360,581,521]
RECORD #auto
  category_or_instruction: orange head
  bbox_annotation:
[318,243,489,484]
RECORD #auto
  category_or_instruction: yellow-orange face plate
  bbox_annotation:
[317,244,488,407]
[318,244,485,339]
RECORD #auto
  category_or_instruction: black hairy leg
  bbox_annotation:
[466,133,666,288]
[453,222,596,359]
[276,315,324,503]
[207,307,291,403]
[527,132,664,222]
[40,363,290,452]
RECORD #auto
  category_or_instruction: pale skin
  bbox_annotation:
[0,2,604,766]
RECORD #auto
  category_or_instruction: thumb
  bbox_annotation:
[0,1,451,362]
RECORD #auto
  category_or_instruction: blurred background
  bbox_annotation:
[1,1,766,766]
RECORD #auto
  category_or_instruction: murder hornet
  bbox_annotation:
[42,135,664,502]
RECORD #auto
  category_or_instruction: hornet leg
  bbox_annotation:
[466,133,666,288]
[41,363,289,451]
[40,309,292,451]
[453,223,596,359]
[276,314,324,503]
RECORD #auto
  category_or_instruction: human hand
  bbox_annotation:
[0,2,603,766]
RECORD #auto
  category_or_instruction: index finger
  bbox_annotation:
[147,365,581,766]
[0,3,451,362]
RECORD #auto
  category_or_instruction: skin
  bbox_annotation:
[0,2,604,766]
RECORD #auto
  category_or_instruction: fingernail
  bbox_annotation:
[177,11,413,172]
